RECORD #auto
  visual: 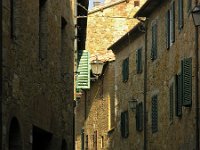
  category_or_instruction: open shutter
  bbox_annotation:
[152,95,158,133]
[136,48,142,74]
[151,24,157,60]
[81,129,84,150]
[182,58,192,107]
[172,1,175,43]
[178,0,184,30]
[166,10,170,49]
[136,102,143,131]
[176,73,182,116]
[76,50,90,89]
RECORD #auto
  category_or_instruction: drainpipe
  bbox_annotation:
[0,0,2,149]
[195,1,199,150]
[143,20,148,150]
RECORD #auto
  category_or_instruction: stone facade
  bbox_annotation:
[86,0,146,57]
[2,0,75,149]
[108,0,200,149]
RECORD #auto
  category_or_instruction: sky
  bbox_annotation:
[89,0,105,10]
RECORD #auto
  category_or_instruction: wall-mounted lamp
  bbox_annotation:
[192,5,200,27]
[128,99,138,112]
[91,56,104,80]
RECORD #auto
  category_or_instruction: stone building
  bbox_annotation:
[1,0,86,149]
[75,0,146,149]
[108,0,200,149]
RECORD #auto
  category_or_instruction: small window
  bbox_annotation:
[85,135,88,149]
[136,102,143,131]
[134,1,140,7]
[151,24,157,61]
[101,136,104,148]
[122,58,129,82]
[178,0,184,30]
[81,129,84,150]
[170,2,175,45]
[152,95,158,133]
[136,48,142,74]
[121,111,129,138]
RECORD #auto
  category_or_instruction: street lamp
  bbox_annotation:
[128,99,138,112]
[91,56,104,80]
[192,5,200,27]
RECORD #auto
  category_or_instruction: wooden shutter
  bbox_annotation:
[122,58,129,82]
[136,48,142,73]
[182,58,192,107]
[121,111,129,138]
[152,95,158,133]
[176,74,182,117]
[171,1,175,43]
[136,102,143,131]
[169,83,174,121]
[166,10,170,49]
[178,0,184,30]
[81,129,84,150]
[151,24,157,60]
[76,50,90,89]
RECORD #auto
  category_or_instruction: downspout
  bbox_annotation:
[143,20,148,150]
[195,1,199,150]
[0,0,2,149]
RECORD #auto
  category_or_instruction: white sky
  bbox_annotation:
[89,0,105,10]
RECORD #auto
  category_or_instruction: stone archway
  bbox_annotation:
[9,117,22,150]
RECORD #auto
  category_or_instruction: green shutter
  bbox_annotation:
[182,58,192,107]
[152,95,158,133]
[166,10,170,49]
[136,48,142,73]
[151,24,157,60]
[178,0,184,30]
[172,1,175,43]
[169,83,174,121]
[121,111,129,138]
[76,50,90,89]
[187,0,192,13]
[176,74,182,117]
[122,58,129,82]
[136,102,143,131]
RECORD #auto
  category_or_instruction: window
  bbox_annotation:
[187,0,192,13]
[169,82,174,121]
[182,58,192,107]
[121,111,129,138]
[151,23,157,61]
[166,10,170,49]
[39,0,48,61]
[170,2,175,45]
[101,136,104,148]
[93,131,97,150]
[85,135,88,149]
[122,58,129,82]
[136,48,142,74]
[176,73,182,117]
[178,0,184,30]
[10,0,19,39]
[136,102,143,131]
[81,129,84,150]
[152,95,158,133]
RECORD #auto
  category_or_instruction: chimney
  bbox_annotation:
[93,0,101,7]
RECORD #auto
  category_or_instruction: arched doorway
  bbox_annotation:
[9,117,22,150]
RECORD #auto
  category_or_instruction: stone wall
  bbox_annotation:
[2,0,75,149]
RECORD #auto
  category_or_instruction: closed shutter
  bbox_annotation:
[182,58,192,107]
[152,95,158,133]
[136,102,143,131]
[151,24,157,60]
[76,50,90,89]
[121,111,129,138]
[176,74,182,116]
[122,58,129,82]
[136,48,142,73]
[178,0,184,30]
[169,83,174,121]
[166,10,170,49]
[170,1,175,44]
